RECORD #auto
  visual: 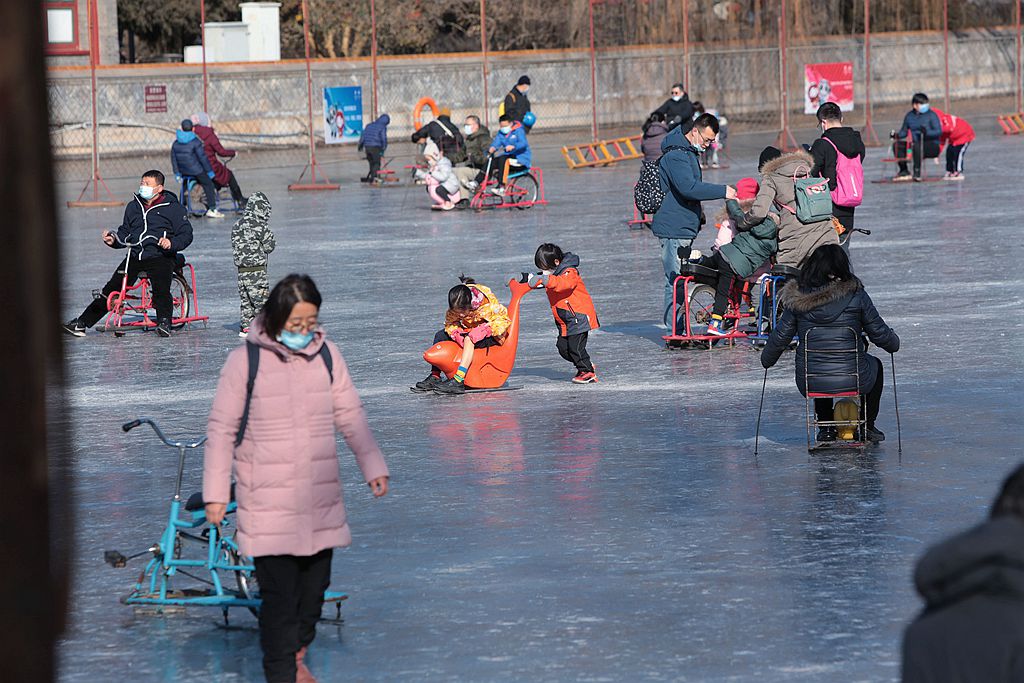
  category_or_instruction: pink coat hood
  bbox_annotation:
[203,316,389,557]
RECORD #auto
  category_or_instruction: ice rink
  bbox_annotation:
[55,129,1024,681]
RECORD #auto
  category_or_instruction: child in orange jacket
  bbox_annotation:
[531,243,600,383]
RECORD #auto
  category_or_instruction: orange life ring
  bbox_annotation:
[413,97,440,131]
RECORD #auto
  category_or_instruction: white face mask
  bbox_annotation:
[138,185,156,200]
[463,124,474,136]
[500,126,512,135]
[671,95,683,102]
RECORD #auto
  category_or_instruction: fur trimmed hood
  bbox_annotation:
[779,277,863,313]
[759,149,815,178]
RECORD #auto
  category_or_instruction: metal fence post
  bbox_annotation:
[370,0,378,120]
[588,0,598,140]
[862,0,880,145]
[67,0,120,207]
[481,0,490,128]
[289,0,339,190]
[775,0,797,151]
[943,0,950,111]
[683,0,690,92]
[1016,0,1022,113]
[200,0,208,112]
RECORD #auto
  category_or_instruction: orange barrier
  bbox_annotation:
[997,113,1024,135]
[413,97,440,131]
[562,136,642,169]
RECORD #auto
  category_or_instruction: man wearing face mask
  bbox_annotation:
[891,92,941,182]
[649,83,695,131]
[454,115,493,193]
[501,76,532,129]
[651,113,736,327]
[62,170,194,339]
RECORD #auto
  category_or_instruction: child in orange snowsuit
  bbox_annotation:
[531,243,600,383]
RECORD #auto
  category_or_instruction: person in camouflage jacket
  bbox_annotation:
[231,191,276,336]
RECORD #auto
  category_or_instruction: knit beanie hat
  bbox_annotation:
[181,119,194,131]
[517,75,531,86]
[736,177,759,200]
[439,106,451,117]
[758,146,782,170]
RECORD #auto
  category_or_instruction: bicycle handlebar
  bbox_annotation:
[121,417,207,449]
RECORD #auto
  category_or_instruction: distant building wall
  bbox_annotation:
[45,0,118,66]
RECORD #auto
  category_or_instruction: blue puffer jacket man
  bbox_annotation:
[897,107,941,142]
[651,123,727,241]
[171,121,214,179]
[358,114,390,151]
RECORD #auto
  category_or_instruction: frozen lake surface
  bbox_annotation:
[55,129,1024,681]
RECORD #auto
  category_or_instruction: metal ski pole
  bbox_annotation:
[754,367,768,456]
[890,353,902,455]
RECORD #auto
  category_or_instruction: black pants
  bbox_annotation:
[220,170,244,202]
[702,251,738,318]
[433,185,454,201]
[814,355,884,429]
[556,332,593,373]
[254,549,333,683]
[365,146,383,179]
[184,174,218,210]
[475,155,512,184]
[79,253,176,327]
[895,137,940,176]
[946,142,969,173]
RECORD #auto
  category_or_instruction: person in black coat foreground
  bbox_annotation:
[760,244,900,442]
[902,464,1024,682]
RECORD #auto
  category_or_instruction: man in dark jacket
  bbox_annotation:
[649,83,695,131]
[411,108,465,164]
[462,115,491,169]
[358,113,390,182]
[652,113,734,326]
[892,92,941,181]
[171,119,221,218]
[902,464,1024,682]
[502,76,532,128]
[810,102,866,247]
[63,170,194,338]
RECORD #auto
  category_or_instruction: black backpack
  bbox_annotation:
[634,145,685,214]
[234,341,334,447]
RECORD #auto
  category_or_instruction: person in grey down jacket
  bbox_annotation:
[651,112,735,326]
[760,244,899,443]
[170,118,221,218]
[902,463,1024,683]
[204,274,390,683]
[734,146,838,269]
[641,112,669,162]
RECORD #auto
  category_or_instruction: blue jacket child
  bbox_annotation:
[650,123,728,241]
[358,114,390,151]
[490,120,531,168]
[171,121,214,179]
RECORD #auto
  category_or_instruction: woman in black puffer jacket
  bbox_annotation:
[761,244,900,442]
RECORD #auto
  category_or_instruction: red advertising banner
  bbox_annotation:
[804,62,854,114]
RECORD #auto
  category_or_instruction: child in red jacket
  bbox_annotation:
[934,109,974,180]
[531,243,600,383]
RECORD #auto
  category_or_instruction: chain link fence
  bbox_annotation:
[51,0,1022,187]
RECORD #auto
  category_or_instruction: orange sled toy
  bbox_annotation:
[415,276,535,392]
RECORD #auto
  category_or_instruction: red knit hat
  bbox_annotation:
[736,177,759,200]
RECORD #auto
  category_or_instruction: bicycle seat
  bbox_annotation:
[770,264,801,279]
[677,262,718,278]
[185,483,235,512]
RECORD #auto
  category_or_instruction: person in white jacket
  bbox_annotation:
[421,142,462,211]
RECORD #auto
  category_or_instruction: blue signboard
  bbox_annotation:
[323,86,362,144]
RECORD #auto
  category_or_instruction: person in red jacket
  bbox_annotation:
[192,112,247,205]
[933,108,975,181]
[530,243,600,384]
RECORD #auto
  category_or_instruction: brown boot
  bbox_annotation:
[295,647,317,683]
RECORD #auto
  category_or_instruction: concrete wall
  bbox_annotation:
[47,27,1021,160]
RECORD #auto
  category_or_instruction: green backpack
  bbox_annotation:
[778,165,833,223]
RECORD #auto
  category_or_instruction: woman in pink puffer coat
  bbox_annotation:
[203,274,389,683]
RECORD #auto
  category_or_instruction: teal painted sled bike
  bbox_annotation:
[105,418,347,625]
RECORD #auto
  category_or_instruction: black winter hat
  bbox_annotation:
[758,146,782,170]
[181,118,194,131]
[517,75,531,86]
